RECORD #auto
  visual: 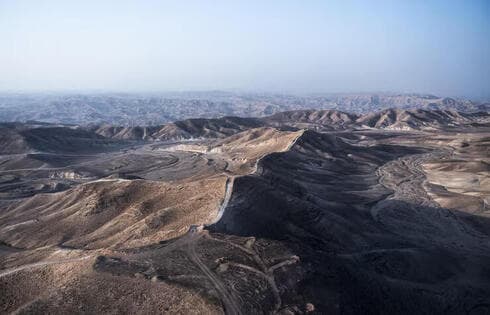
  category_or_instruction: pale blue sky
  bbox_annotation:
[0,0,489,97]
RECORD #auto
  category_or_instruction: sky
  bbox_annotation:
[0,0,489,98]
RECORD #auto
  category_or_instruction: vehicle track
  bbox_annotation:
[185,230,242,315]
[204,233,299,313]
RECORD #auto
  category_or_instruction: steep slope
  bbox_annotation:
[210,130,421,239]
[209,127,303,174]
[209,129,490,313]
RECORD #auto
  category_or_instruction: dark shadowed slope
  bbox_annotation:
[210,129,490,314]
[0,124,122,154]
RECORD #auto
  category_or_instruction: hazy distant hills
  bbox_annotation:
[0,92,488,126]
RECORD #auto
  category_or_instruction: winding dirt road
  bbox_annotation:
[186,230,242,315]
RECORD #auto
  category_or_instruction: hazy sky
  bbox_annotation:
[1,0,489,97]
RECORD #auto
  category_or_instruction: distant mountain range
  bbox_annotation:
[0,92,488,126]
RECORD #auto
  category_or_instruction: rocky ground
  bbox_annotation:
[0,109,489,314]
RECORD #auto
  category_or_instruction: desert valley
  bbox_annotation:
[0,104,489,314]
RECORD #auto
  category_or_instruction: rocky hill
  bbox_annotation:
[0,92,487,126]
[92,108,490,140]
